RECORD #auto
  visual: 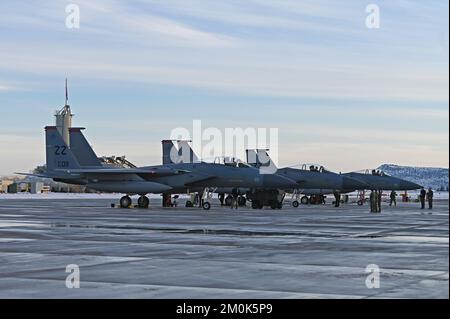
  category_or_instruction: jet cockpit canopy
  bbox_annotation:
[354,169,391,177]
[293,163,330,173]
[212,156,251,168]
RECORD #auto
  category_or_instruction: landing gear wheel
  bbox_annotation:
[238,196,247,206]
[251,200,260,209]
[120,196,132,208]
[300,196,309,205]
[357,200,364,206]
[225,196,233,206]
[137,195,149,208]
[185,200,193,207]
[202,202,211,210]
[320,195,326,204]
[292,200,299,208]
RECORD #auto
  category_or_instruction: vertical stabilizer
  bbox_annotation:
[69,128,102,167]
[45,126,80,173]
[162,140,178,164]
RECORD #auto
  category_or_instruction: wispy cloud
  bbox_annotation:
[0,0,448,100]
[0,1,448,175]
[0,85,13,91]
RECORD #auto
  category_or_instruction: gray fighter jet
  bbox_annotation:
[247,150,422,206]
[23,126,299,210]
[162,139,319,209]
[245,149,370,207]
[343,169,422,191]
[162,142,368,209]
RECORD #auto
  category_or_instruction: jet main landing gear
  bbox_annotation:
[138,195,149,208]
[119,195,132,209]
[118,195,149,209]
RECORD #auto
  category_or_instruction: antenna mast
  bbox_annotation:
[65,78,68,106]
[55,79,73,146]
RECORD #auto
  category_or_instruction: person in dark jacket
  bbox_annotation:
[370,190,376,213]
[231,188,239,209]
[377,190,382,213]
[427,188,434,209]
[333,191,341,207]
[389,190,397,207]
[419,188,426,209]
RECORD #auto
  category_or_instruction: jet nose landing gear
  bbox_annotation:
[201,187,214,210]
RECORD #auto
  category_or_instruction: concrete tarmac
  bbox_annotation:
[0,197,448,298]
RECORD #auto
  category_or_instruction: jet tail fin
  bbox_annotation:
[162,140,178,164]
[246,149,278,174]
[162,140,199,164]
[45,126,81,173]
[256,149,278,170]
[177,140,199,163]
[69,128,102,167]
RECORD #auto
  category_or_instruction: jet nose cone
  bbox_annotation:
[342,176,369,190]
[263,174,298,189]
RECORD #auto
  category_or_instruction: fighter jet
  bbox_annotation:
[23,126,299,210]
[245,149,370,207]
[343,169,422,191]
[162,142,368,209]
[163,140,299,209]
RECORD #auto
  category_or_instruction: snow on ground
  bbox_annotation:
[0,191,448,200]
[0,193,190,200]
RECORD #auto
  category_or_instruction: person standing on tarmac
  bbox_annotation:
[374,190,380,212]
[218,193,225,206]
[427,188,434,209]
[377,190,382,213]
[370,190,376,213]
[231,188,239,210]
[333,191,341,207]
[172,195,179,207]
[420,187,426,209]
[390,190,397,207]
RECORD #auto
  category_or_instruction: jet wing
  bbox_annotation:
[14,172,51,178]
[184,175,218,186]
[54,168,190,178]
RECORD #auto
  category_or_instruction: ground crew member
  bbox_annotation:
[194,193,199,206]
[390,190,397,207]
[231,188,239,209]
[420,187,426,209]
[172,195,179,207]
[373,190,379,213]
[333,191,341,207]
[427,188,434,209]
[377,190,382,213]
[218,193,225,206]
[370,190,376,213]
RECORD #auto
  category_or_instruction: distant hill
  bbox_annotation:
[378,164,449,191]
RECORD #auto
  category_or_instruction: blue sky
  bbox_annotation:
[0,0,448,175]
